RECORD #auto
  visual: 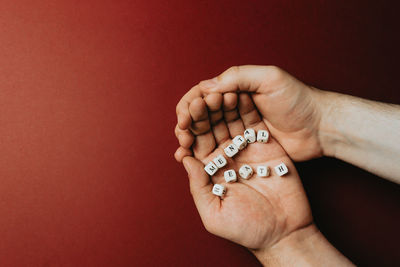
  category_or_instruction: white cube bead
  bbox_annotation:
[239,164,253,179]
[213,154,227,168]
[204,162,218,176]
[257,130,269,143]
[244,128,256,143]
[257,166,270,177]
[274,163,288,176]
[224,143,239,158]
[212,184,226,197]
[224,169,237,183]
[232,135,247,150]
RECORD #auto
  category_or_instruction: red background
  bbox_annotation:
[0,0,399,266]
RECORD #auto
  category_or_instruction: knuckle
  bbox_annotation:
[220,65,240,79]
[265,65,285,81]
[267,65,281,72]
[226,65,240,75]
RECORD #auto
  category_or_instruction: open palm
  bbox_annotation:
[179,93,312,250]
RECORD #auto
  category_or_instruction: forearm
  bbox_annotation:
[252,224,354,266]
[315,89,400,183]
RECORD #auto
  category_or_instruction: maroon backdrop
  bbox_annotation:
[0,0,399,266]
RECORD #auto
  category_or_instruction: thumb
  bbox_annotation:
[199,65,282,94]
[182,156,215,208]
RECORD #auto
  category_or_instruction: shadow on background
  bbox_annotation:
[297,158,400,266]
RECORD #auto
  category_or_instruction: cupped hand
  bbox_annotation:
[176,65,325,162]
[177,93,312,250]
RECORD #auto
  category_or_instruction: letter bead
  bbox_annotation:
[224,169,237,183]
[224,143,239,158]
[274,163,289,176]
[212,184,226,197]
[232,135,247,150]
[204,162,218,176]
[239,164,253,179]
[257,166,270,177]
[257,130,269,143]
[213,154,227,168]
[244,128,256,143]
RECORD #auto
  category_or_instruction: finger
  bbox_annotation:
[204,93,223,124]
[223,93,245,138]
[176,98,191,130]
[237,93,264,129]
[199,65,286,94]
[176,84,204,130]
[174,146,192,162]
[175,124,194,149]
[189,97,211,135]
[182,156,217,211]
[189,97,216,159]
[204,93,230,145]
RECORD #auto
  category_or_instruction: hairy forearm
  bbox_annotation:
[252,224,354,266]
[315,88,400,183]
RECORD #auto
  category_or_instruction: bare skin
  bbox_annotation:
[179,93,353,266]
[176,65,400,265]
[176,65,400,183]
[175,66,323,162]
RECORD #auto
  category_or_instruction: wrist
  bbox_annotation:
[251,223,353,266]
[311,88,347,159]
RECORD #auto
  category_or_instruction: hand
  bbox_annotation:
[175,65,325,162]
[178,92,313,250]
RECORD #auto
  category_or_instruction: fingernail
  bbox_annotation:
[199,77,218,89]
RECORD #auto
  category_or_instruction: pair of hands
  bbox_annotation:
[174,66,328,257]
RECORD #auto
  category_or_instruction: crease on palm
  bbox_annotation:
[186,92,312,249]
